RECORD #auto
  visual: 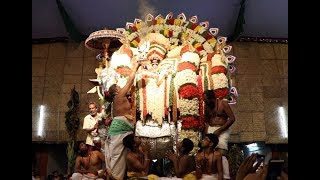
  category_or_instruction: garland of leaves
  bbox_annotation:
[64,86,80,175]
[227,144,245,179]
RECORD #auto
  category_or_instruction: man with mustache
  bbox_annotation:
[83,102,103,152]
[71,142,105,180]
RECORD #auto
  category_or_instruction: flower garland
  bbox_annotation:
[175,49,201,129]
[142,78,147,119]
[135,80,140,113]
[207,61,214,90]
[181,52,200,68]
[178,83,199,99]
[181,116,200,129]
[115,66,132,77]
[177,62,197,72]
[212,73,229,90]
[199,63,208,92]
[122,12,223,60]
[175,69,198,89]
[178,98,199,116]
[211,54,227,68]
[169,73,176,107]
[197,75,204,129]
[144,78,165,125]
[211,53,230,99]
[214,88,230,99]
[211,66,227,75]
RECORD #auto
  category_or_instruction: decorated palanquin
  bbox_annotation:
[85,12,238,159]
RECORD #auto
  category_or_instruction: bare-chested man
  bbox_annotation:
[123,134,151,179]
[71,142,105,180]
[166,138,196,178]
[195,133,223,180]
[203,90,236,179]
[105,62,141,180]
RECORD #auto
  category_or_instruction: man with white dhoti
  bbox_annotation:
[104,62,141,180]
[203,90,236,180]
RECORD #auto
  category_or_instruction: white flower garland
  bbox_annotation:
[211,54,227,68]
[212,73,229,90]
[175,69,198,89]
[167,46,183,58]
[181,52,200,68]
[145,78,165,124]
[178,98,199,116]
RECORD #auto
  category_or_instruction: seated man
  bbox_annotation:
[195,133,223,180]
[166,138,196,179]
[123,134,151,179]
[71,142,105,180]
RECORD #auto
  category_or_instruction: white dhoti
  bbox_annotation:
[222,156,231,179]
[207,126,230,150]
[105,116,134,180]
[71,173,104,180]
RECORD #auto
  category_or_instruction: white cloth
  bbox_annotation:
[83,113,102,146]
[71,173,104,180]
[200,174,218,180]
[105,116,134,180]
[222,156,231,179]
[207,126,230,150]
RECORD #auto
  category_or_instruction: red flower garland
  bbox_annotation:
[177,62,197,72]
[214,88,229,99]
[211,66,227,75]
[178,84,199,99]
[181,116,199,129]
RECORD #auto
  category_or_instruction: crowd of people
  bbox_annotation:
[68,61,287,180]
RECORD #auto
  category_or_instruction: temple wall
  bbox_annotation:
[32,41,288,144]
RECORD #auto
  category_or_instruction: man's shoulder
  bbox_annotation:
[213,150,222,157]
[84,114,92,120]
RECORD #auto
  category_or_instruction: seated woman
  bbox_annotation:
[165,138,196,179]
[123,134,151,179]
